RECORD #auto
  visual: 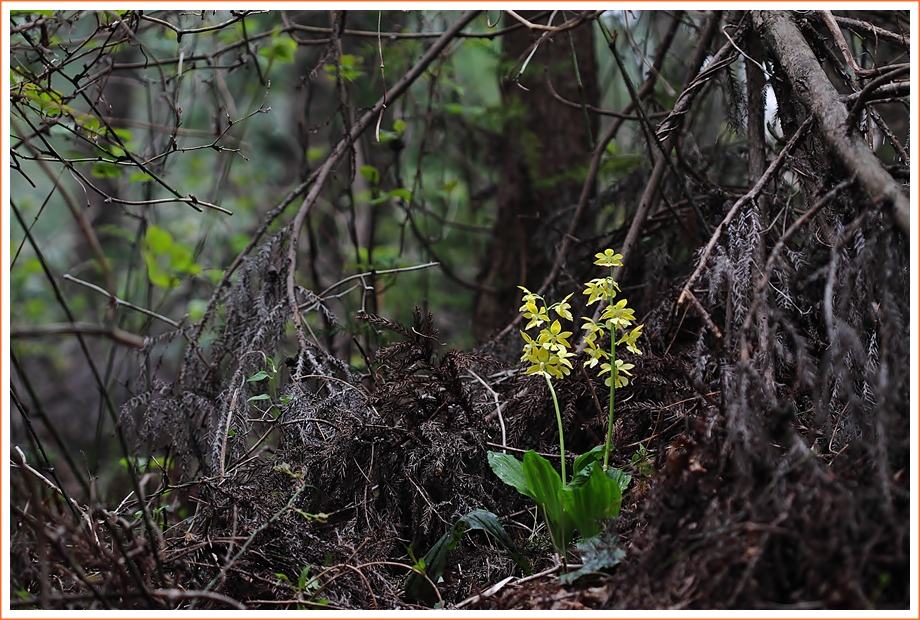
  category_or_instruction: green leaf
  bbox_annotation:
[76,114,100,134]
[129,172,154,182]
[259,32,297,64]
[606,467,632,493]
[404,509,528,606]
[247,394,271,402]
[488,451,533,500]
[91,161,120,178]
[247,370,270,382]
[523,450,571,552]
[360,165,380,185]
[393,119,407,134]
[386,188,412,202]
[456,509,529,573]
[12,9,54,16]
[113,127,133,142]
[298,566,311,591]
[563,462,622,539]
[167,243,202,275]
[571,445,604,478]
[558,535,625,583]
[144,251,177,288]
[145,225,173,254]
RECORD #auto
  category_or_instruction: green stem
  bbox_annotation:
[545,374,566,484]
[603,267,616,472]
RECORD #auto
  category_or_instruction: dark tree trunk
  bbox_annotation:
[472,13,599,340]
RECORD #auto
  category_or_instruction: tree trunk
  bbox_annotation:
[473,13,599,340]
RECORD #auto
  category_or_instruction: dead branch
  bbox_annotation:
[754,11,909,236]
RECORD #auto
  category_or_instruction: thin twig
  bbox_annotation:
[63,274,180,327]
[504,10,591,33]
[11,322,146,349]
[467,369,507,451]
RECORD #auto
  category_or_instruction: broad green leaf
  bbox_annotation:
[247,370,270,382]
[523,450,571,552]
[487,451,533,500]
[563,462,622,539]
[247,394,271,402]
[456,509,529,573]
[393,119,406,134]
[76,114,100,134]
[606,467,632,493]
[565,459,597,492]
[167,243,202,275]
[571,445,604,478]
[144,251,177,288]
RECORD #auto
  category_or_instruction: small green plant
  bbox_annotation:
[276,565,328,609]
[488,248,642,558]
[630,443,655,478]
[404,509,528,606]
[247,356,293,418]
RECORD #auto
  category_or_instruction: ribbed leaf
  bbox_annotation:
[523,450,571,552]
[488,451,534,500]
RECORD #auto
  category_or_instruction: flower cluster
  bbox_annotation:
[581,250,643,388]
[519,289,575,379]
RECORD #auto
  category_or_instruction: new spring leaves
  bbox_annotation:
[519,249,643,388]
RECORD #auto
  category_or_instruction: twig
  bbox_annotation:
[138,11,264,39]
[11,322,146,349]
[833,15,910,49]
[63,274,180,327]
[845,64,910,132]
[311,262,440,302]
[456,575,516,608]
[504,10,591,33]
[467,369,507,451]
[10,118,116,299]
[678,114,816,308]
[609,30,711,236]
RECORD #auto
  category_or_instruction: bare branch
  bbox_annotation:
[11,322,147,349]
[754,11,909,236]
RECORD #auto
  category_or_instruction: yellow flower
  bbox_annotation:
[601,298,636,330]
[617,324,644,355]
[594,249,624,267]
[583,277,618,305]
[552,293,574,321]
[544,320,573,352]
[599,359,634,388]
